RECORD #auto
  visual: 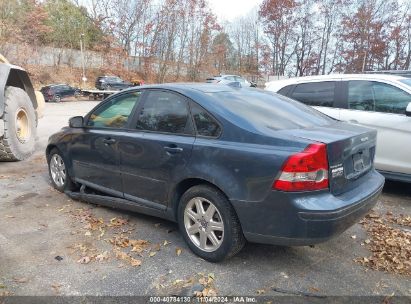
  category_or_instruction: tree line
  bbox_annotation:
[1,0,410,82]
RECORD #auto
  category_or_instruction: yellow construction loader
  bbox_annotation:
[0,54,44,161]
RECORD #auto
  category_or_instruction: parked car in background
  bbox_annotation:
[265,74,411,183]
[95,76,132,91]
[46,83,384,261]
[40,84,80,103]
[206,75,257,87]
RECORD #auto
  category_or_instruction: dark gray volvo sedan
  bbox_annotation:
[46,84,385,262]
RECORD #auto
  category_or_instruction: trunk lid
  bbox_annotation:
[281,122,377,195]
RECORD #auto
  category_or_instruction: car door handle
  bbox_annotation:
[103,138,116,145]
[163,146,183,154]
[349,119,359,123]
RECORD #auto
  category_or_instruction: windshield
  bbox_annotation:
[399,78,411,88]
[209,89,334,132]
[107,77,123,83]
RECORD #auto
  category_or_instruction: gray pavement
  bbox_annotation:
[0,100,410,297]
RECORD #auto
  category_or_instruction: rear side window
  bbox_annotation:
[290,82,335,107]
[191,103,221,137]
[136,91,190,134]
[348,81,411,114]
[277,85,294,96]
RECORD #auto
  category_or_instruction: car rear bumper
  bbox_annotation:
[231,170,385,246]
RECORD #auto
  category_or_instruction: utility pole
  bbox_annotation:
[80,33,87,87]
[362,50,367,72]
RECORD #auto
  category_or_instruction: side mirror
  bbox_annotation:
[69,116,84,128]
[406,102,411,117]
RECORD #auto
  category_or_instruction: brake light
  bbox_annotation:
[273,143,329,192]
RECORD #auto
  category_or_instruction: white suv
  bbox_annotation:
[265,74,411,183]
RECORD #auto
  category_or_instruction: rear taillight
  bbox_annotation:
[273,143,329,192]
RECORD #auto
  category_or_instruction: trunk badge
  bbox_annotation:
[331,164,344,178]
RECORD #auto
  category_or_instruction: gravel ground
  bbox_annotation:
[0,100,410,298]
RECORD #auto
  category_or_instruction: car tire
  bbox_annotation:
[178,185,245,262]
[53,95,61,103]
[0,86,36,161]
[47,148,78,192]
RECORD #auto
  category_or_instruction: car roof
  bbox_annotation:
[220,74,242,77]
[265,74,410,91]
[44,83,67,87]
[122,82,241,94]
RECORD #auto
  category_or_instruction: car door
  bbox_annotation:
[119,90,195,206]
[339,80,411,175]
[70,91,143,196]
[288,81,341,119]
[59,85,70,99]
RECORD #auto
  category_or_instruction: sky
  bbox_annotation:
[208,0,264,22]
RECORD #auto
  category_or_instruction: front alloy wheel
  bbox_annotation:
[47,148,78,192]
[49,153,66,188]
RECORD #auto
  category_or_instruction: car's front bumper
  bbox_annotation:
[231,170,385,246]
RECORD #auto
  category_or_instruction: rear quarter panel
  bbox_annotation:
[186,138,302,202]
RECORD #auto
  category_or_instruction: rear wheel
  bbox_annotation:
[178,185,245,262]
[47,148,77,192]
[53,95,61,103]
[0,86,36,161]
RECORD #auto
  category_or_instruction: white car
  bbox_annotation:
[265,74,411,183]
[206,75,257,87]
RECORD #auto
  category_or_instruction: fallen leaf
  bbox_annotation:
[176,248,182,256]
[351,235,357,239]
[163,240,170,246]
[109,217,128,227]
[13,277,28,283]
[51,283,62,293]
[95,251,110,262]
[154,223,161,228]
[77,256,91,264]
[130,258,142,267]
[98,227,105,238]
[84,231,92,236]
[149,252,157,257]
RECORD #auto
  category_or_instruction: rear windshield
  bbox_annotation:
[209,89,334,131]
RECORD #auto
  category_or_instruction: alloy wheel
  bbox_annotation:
[50,154,66,187]
[184,197,224,252]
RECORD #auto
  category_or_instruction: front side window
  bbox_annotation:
[136,91,190,134]
[191,103,221,137]
[348,81,411,114]
[87,91,141,128]
[373,82,411,114]
[290,81,335,107]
